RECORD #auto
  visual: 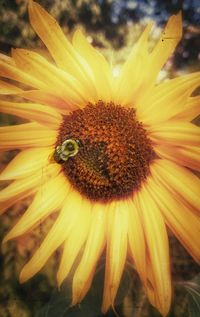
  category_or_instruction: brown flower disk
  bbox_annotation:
[56,101,154,202]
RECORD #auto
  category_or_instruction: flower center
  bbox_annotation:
[55,101,154,202]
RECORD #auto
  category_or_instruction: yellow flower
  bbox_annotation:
[0,1,200,315]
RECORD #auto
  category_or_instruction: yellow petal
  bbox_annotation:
[117,12,182,107]
[19,188,83,283]
[0,100,62,129]
[57,197,92,287]
[175,95,200,121]
[3,172,68,243]
[0,163,60,203]
[0,79,22,95]
[137,183,171,316]
[0,53,15,65]
[12,49,93,105]
[155,144,200,172]
[0,60,46,89]
[102,200,128,313]
[137,72,200,123]
[20,90,75,114]
[0,187,36,215]
[145,256,161,314]
[0,177,37,204]
[149,122,200,147]
[148,174,200,263]
[148,12,182,84]
[72,203,106,305]
[0,147,53,180]
[127,197,146,284]
[0,122,57,151]
[28,0,95,97]
[114,22,153,105]
[73,29,111,101]
[151,159,200,213]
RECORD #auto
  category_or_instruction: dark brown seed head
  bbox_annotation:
[55,101,154,202]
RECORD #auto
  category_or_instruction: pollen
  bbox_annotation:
[56,101,154,202]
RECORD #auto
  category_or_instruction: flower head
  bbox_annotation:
[0,1,200,316]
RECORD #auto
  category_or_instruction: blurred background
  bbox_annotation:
[0,0,200,316]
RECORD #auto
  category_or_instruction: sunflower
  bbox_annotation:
[0,1,200,316]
